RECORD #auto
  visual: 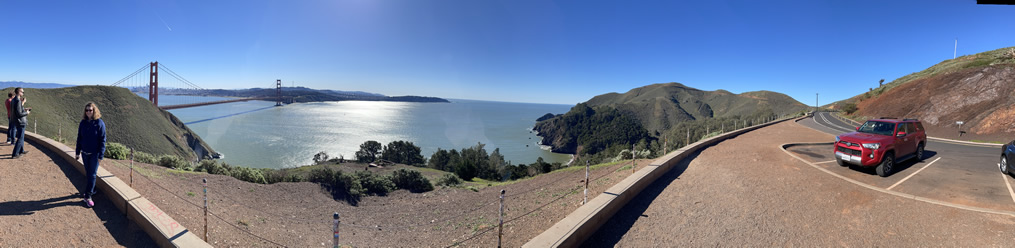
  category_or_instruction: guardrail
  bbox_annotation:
[523,115,800,247]
[1,125,210,248]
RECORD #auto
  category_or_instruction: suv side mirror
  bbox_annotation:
[896,131,907,137]
[856,126,860,131]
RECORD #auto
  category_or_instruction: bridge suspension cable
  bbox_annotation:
[111,64,151,87]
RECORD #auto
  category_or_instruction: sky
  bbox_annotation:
[1,0,1013,105]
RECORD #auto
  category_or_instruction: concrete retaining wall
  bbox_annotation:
[523,116,799,247]
[1,125,211,248]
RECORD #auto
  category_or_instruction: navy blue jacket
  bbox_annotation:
[76,119,107,158]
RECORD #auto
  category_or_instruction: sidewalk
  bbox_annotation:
[0,140,154,247]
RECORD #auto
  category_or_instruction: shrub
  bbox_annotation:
[313,151,329,164]
[105,142,128,160]
[436,173,463,186]
[390,169,434,193]
[307,168,336,185]
[229,166,267,184]
[134,151,158,164]
[842,103,858,115]
[158,155,191,171]
[196,160,231,175]
[354,171,394,196]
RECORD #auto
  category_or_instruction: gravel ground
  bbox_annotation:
[0,140,155,247]
[584,120,1015,247]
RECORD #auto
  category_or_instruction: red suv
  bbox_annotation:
[834,118,927,177]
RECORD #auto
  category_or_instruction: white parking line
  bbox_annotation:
[814,160,837,164]
[887,157,942,191]
[1004,174,1015,205]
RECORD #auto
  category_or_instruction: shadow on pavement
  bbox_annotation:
[847,150,939,177]
[29,139,158,247]
[0,194,79,216]
[580,147,704,247]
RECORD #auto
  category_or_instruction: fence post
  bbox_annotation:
[203,178,208,242]
[686,129,689,147]
[499,189,505,248]
[584,161,589,205]
[130,148,134,187]
[58,123,61,143]
[333,212,340,248]
[631,144,636,174]
[34,119,37,134]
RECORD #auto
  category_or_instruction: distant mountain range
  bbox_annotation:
[0,81,75,89]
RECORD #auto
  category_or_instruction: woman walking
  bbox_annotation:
[75,102,106,208]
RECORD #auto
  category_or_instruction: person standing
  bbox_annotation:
[75,102,106,208]
[5,92,12,144]
[10,88,30,158]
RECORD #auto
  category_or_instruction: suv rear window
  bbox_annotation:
[858,121,896,136]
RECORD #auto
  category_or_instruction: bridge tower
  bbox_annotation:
[149,61,159,106]
[276,79,282,106]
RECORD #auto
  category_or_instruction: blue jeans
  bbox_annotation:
[5,118,13,143]
[11,125,24,156]
[82,153,100,198]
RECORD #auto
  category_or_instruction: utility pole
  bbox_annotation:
[815,93,819,113]
[954,38,957,59]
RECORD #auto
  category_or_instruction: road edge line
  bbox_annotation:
[781,142,1015,218]
[886,157,941,191]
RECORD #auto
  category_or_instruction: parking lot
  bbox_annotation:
[790,112,1015,213]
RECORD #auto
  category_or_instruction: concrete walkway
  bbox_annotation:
[0,140,155,247]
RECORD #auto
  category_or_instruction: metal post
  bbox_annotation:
[631,144,636,174]
[34,119,37,134]
[498,189,505,248]
[130,148,134,187]
[203,178,208,242]
[686,129,689,147]
[333,212,340,248]
[584,161,589,205]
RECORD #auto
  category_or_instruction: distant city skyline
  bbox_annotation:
[1,1,1013,105]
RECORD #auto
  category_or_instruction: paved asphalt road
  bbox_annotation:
[799,111,1015,211]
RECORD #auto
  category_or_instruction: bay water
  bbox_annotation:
[163,96,573,169]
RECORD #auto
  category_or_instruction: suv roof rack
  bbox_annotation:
[903,118,919,121]
[878,117,896,119]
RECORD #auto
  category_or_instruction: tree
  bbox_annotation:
[428,148,452,171]
[453,143,488,181]
[313,151,330,165]
[879,79,885,87]
[355,141,383,163]
[381,140,425,166]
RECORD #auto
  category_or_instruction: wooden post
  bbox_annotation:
[333,212,340,248]
[129,148,134,187]
[584,161,589,205]
[203,178,208,242]
[498,190,505,248]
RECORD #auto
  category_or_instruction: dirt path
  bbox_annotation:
[0,140,155,247]
[585,120,1015,246]
[100,151,648,247]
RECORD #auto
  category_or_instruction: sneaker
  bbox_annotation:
[20,150,28,155]
[84,198,94,208]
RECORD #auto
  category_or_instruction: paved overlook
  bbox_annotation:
[584,117,1015,246]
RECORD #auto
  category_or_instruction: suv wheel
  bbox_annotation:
[877,152,894,177]
[1002,155,1009,175]
[916,143,925,161]
[836,156,847,167]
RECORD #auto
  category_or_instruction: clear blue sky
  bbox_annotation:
[1,0,1013,105]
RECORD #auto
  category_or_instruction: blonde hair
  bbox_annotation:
[82,102,102,120]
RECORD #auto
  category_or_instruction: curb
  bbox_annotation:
[1,125,212,248]
[780,142,1015,218]
[523,116,800,247]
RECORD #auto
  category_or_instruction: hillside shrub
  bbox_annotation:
[229,166,267,184]
[158,155,191,171]
[196,159,231,175]
[134,151,158,164]
[390,169,434,193]
[264,170,302,184]
[105,142,128,160]
[436,173,463,186]
[355,171,394,196]
[842,103,858,114]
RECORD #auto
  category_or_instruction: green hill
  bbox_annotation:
[583,83,809,133]
[534,83,809,160]
[2,86,215,160]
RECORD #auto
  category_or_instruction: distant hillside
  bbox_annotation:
[534,83,809,158]
[153,87,449,103]
[582,83,809,133]
[835,46,1015,141]
[0,81,74,89]
[2,86,216,160]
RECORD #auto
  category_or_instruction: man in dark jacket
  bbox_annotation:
[11,87,30,158]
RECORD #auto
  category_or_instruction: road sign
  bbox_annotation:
[956,121,964,125]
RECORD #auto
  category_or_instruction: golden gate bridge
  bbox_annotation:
[111,61,285,110]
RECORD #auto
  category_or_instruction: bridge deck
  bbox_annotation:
[0,140,154,246]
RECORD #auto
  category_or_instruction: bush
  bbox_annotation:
[842,103,858,115]
[158,155,191,171]
[390,169,434,193]
[436,173,463,187]
[105,142,128,160]
[354,171,394,196]
[196,160,231,175]
[229,166,267,184]
[134,151,158,164]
